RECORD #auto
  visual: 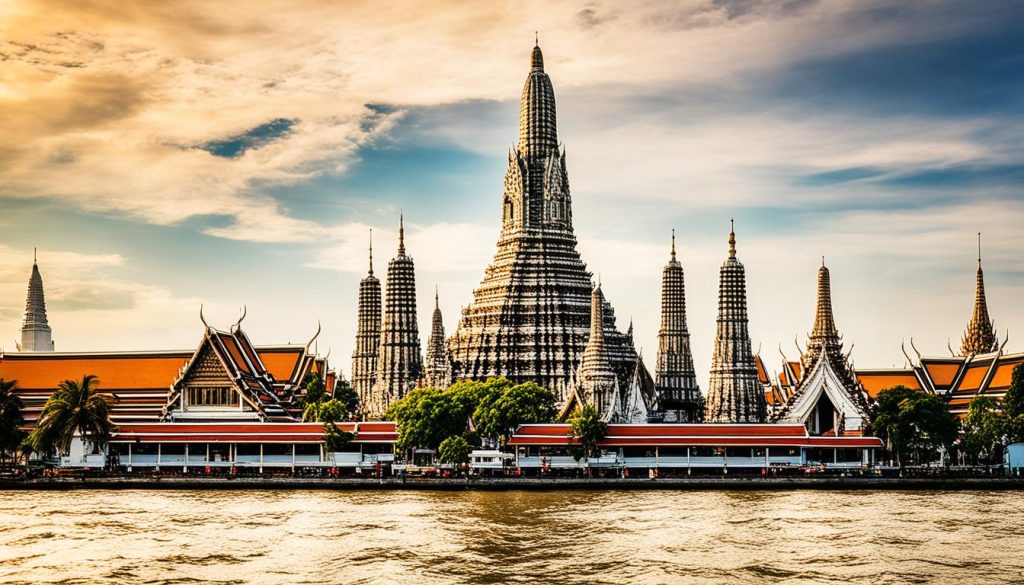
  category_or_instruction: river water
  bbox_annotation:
[0,489,1021,584]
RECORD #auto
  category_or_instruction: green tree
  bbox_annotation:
[568,404,607,461]
[300,372,327,408]
[0,379,25,463]
[303,398,348,423]
[437,435,472,466]
[29,375,115,457]
[962,396,1007,464]
[385,387,468,454]
[871,385,958,466]
[333,377,359,414]
[474,381,556,443]
[1002,363,1024,419]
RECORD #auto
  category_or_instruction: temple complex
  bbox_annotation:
[19,251,54,352]
[351,232,381,412]
[655,231,702,422]
[446,42,645,404]
[369,216,422,417]
[704,224,767,423]
[422,290,453,388]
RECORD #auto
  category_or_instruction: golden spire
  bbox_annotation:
[961,232,998,355]
[671,229,677,261]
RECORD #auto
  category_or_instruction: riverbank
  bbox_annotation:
[3,476,1023,491]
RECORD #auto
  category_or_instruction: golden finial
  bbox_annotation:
[671,229,677,260]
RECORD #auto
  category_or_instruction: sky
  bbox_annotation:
[1,0,1022,389]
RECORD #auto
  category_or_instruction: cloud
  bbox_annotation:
[3,0,1019,244]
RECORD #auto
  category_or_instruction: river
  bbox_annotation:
[0,489,1021,584]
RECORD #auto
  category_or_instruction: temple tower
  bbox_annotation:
[447,42,643,403]
[576,284,619,418]
[705,224,766,423]
[370,217,422,417]
[422,289,453,389]
[773,260,869,433]
[20,250,54,352]
[351,231,381,413]
[961,234,998,356]
[655,230,702,422]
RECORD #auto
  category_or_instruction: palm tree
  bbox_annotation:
[29,375,116,457]
[0,378,25,463]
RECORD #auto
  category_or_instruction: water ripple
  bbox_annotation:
[0,489,1022,584]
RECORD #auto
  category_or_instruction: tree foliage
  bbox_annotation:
[1003,363,1024,419]
[303,398,348,423]
[384,377,554,456]
[962,396,1006,463]
[437,435,472,466]
[333,377,359,413]
[0,379,25,461]
[568,404,607,461]
[385,387,471,453]
[29,375,115,456]
[871,385,958,465]
[473,381,557,442]
[300,372,327,408]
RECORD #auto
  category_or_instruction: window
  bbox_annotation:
[188,387,238,407]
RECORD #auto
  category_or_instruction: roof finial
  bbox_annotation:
[368,228,374,276]
[33,247,37,265]
[822,255,825,268]
[535,31,539,47]
[398,213,405,255]
[978,232,982,266]
[728,219,736,259]
[671,229,677,260]
[435,285,439,309]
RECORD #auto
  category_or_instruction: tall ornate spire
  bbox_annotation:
[20,251,54,352]
[772,260,868,432]
[422,288,452,389]
[805,258,840,364]
[705,225,766,423]
[449,43,646,405]
[576,284,618,418]
[961,233,998,355]
[370,217,422,417]
[655,230,702,422]
[351,230,381,414]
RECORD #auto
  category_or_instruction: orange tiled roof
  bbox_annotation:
[923,362,962,388]
[258,348,305,382]
[790,361,803,383]
[754,355,769,385]
[988,358,1023,389]
[0,352,191,390]
[957,363,991,392]
[856,371,922,399]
